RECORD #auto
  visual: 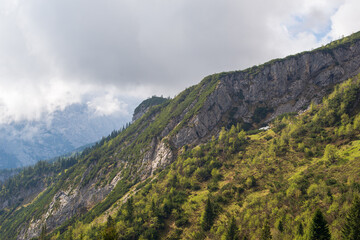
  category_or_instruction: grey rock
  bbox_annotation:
[170,41,360,148]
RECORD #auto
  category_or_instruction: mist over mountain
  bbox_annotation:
[0,102,137,169]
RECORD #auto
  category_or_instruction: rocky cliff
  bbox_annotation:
[169,39,360,148]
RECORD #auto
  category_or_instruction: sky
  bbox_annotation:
[0,0,360,124]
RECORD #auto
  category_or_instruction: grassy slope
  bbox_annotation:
[55,75,360,240]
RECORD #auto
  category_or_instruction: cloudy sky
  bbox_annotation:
[0,0,360,124]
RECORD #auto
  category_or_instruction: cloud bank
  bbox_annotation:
[0,0,359,123]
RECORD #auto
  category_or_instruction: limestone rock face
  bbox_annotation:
[132,104,149,123]
[140,139,174,180]
[170,41,360,148]
[20,168,125,239]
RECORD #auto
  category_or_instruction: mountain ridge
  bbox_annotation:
[1,31,360,239]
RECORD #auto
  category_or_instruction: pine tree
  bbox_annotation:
[277,219,284,233]
[65,226,74,240]
[309,209,331,240]
[342,195,360,239]
[151,199,158,215]
[201,197,215,231]
[260,219,272,240]
[354,115,360,130]
[102,215,118,240]
[296,222,304,236]
[224,216,238,240]
[125,197,134,223]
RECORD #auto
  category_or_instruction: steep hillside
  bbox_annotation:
[1,32,360,239]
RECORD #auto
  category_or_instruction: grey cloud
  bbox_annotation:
[0,0,357,122]
[2,0,307,90]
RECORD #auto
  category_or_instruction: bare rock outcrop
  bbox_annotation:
[171,42,360,148]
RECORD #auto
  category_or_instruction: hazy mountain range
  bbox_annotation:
[0,102,136,169]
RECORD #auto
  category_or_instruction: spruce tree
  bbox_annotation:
[277,219,284,233]
[224,216,238,240]
[296,222,304,236]
[102,215,118,240]
[309,209,331,240]
[201,197,215,231]
[260,219,272,240]
[65,226,74,240]
[342,195,360,240]
[125,197,134,223]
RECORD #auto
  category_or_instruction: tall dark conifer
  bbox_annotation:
[201,197,215,231]
[260,219,272,240]
[309,209,331,240]
[296,222,304,236]
[102,215,117,240]
[224,216,238,240]
[125,197,134,223]
[342,195,360,240]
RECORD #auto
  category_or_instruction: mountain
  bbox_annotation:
[1,32,360,239]
[0,103,134,169]
[132,96,169,122]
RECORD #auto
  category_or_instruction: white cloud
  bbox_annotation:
[0,0,359,124]
[87,93,129,117]
[0,78,86,123]
[328,0,360,39]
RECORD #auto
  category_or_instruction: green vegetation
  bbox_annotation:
[251,107,274,123]
[319,31,360,50]
[342,196,360,239]
[0,157,77,201]
[201,197,216,231]
[309,209,330,240]
[260,219,272,240]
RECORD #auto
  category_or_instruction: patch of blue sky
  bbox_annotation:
[286,14,332,42]
[313,24,332,42]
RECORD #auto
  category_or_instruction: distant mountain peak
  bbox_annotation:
[132,96,169,122]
